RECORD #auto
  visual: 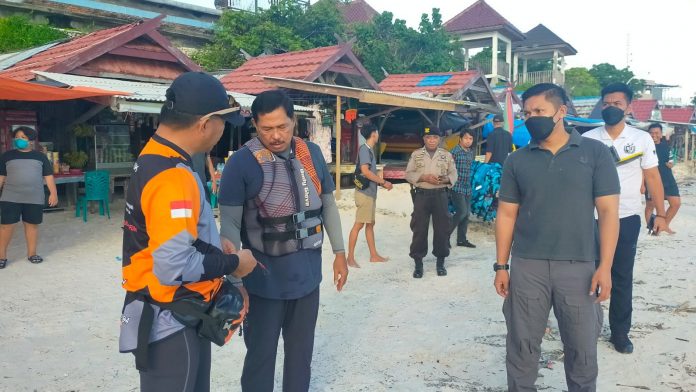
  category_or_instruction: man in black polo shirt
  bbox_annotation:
[485,114,513,165]
[494,83,620,392]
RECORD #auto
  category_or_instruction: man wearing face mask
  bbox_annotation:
[495,83,620,392]
[405,126,457,278]
[583,82,668,354]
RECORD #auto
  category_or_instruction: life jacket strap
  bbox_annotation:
[262,224,322,241]
[258,208,322,225]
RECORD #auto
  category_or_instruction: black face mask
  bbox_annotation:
[525,111,559,142]
[601,106,625,126]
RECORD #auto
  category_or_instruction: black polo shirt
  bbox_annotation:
[499,130,620,262]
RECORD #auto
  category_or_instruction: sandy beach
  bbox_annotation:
[1,166,694,392]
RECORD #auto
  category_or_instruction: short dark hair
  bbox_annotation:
[601,82,634,103]
[159,105,201,129]
[648,123,663,132]
[360,123,377,140]
[251,89,294,122]
[521,83,569,109]
[12,126,37,140]
[458,128,474,139]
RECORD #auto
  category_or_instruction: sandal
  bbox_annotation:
[28,255,43,264]
[0,259,6,269]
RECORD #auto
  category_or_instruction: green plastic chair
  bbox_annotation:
[207,181,218,208]
[75,170,111,222]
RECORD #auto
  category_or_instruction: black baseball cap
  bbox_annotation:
[165,72,245,126]
[493,114,504,122]
[424,126,443,137]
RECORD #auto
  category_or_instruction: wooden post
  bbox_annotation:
[335,95,341,199]
[685,129,691,162]
[491,33,499,86]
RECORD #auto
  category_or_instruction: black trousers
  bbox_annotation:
[409,188,450,260]
[241,287,320,392]
[608,215,641,338]
[139,328,211,392]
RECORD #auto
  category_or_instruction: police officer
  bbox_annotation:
[405,126,457,278]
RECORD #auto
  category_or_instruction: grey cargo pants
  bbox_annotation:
[503,257,603,392]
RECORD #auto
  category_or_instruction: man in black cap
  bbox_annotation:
[119,72,256,392]
[405,126,457,278]
[485,114,513,165]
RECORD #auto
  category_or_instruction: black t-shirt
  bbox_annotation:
[499,130,620,262]
[486,127,513,164]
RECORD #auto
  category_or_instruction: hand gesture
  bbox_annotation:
[231,249,257,279]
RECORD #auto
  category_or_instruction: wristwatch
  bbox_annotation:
[493,263,509,272]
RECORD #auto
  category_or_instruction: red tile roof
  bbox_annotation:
[660,107,695,123]
[630,99,658,121]
[0,17,199,82]
[379,71,480,96]
[219,45,346,94]
[0,23,137,81]
[339,0,378,24]
[444,0,524,40]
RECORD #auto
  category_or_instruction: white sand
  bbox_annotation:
[1,166,695,391]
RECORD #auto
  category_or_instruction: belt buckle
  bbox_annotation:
[293,211,306,224]
[296,228,309,239]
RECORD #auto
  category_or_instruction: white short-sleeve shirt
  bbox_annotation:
[583,124,658,218]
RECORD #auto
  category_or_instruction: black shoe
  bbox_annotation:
[610,335,634,354]
[436,258,446,276]
[413,259,423,279]
[456,240,476,248]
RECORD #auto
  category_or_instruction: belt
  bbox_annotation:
[414,187,448,193]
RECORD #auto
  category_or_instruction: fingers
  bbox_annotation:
[589,277,598,296]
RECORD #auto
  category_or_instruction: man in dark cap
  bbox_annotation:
[119,72,257,391]
[485,114,513,165]
[405,126,457,278]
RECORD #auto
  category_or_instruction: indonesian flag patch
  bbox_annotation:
[170,200,193,219]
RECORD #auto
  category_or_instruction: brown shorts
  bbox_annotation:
[354,191,376,224]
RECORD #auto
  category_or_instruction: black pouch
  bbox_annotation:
[167,279,245,346]
[353,168,370,190]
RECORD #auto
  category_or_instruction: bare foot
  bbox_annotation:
[370,255,389,263]
[347,258,361,268]
[666,228,676,234]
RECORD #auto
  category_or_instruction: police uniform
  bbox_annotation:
[405,127,457,278]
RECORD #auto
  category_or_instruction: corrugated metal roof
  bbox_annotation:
[32,71,314,112]
[262,76,500,113]
[0,42,64,71]
[34,71,255,106]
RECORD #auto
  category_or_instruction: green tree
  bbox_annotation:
[564,67,601,97]
[589,63,645,93]
[690,94,696,106]
[0,15,67,54]
[353,9,462,82]
[193,0,343,70]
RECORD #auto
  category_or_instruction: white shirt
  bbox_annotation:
[583,124,658,218]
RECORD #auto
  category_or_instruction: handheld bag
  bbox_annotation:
[165,278,245,346]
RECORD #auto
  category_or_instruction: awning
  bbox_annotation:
[262,76,501,114]
[33,71,314,113]
[0,76,128,101]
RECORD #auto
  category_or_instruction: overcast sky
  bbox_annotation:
[182,0,696,103]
